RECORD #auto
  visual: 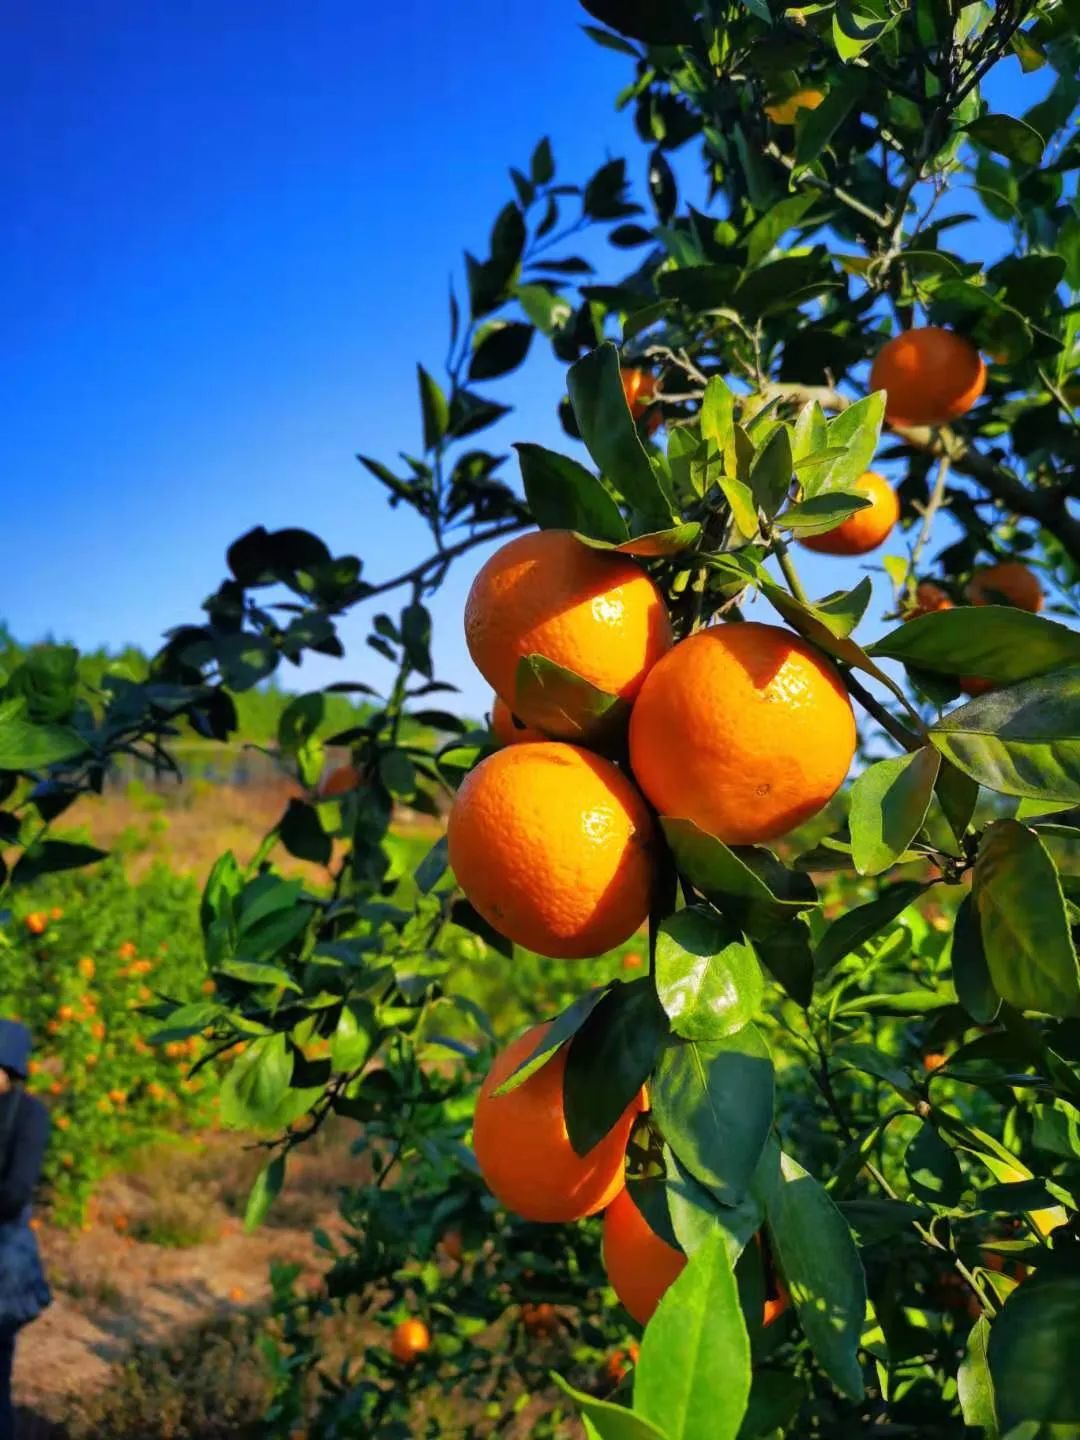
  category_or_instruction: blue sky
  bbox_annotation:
[3,2,1043,715]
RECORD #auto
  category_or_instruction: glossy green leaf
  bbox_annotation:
[951,893,1001,1025]
[930,667,1080,803]
[814,881,929,974]
[756,1141,866,1400]
[870,610,1080,682]
[965,113,1046,166]
[935,758,979,845]
[748,424,793,519]
[12,839,109,884]
[665,1145,762,1266]
[655,906,764,1041]
[219,1033,293,1130]
[745,193,819,267]
[719,477,759,538]
[959,1316,999,1438]
[469,320,534,380]
[577,521,701,556]
[514,442,629,543]
[636,1231,752,1440]
[514,653,630,743]
[567,342,674,524]
[493,987,611,1096]
[849,746,940,875]
[973,820,1080,1017]
[700,375,737,478]
[989,1274,1080,1429]
[244,1153,286,1233]
[330,1000,375,1070]
[662,819,817,938]
[651,1027,774,1205]
[737,1371,806,1440]
[0,699,87,771]
[417,364,448,450]
[905,1122,963,1206]
[564,978,667,1155]
[551,1374,667,1440]
[1031,1102,1080,1159]
[791,401,828,463]
[802,394,886,498]
[780,490,871,534]
[279,799,332,866]
[753,919,814,1007]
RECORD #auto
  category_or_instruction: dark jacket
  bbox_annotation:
[0,1092,49,1224]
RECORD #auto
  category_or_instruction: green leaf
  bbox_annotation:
[748,425,793,519]
[550,1374,667,1440]
[849,747,940,876]
[700,376,737,478]
[567,343,674,524]
[516,283,572,335]
[655,906,764,1041]
[935,758,979,845]
[219,1033,293,1130]
[737,1371,806,1440]
[745,193,819,267]
[965,114,1046,166]
[469,321,533,381]
[514,442,629,543]
[753,920,814,1007]
[930,668,1080,804]
[988,1273,1080,1429]
[415,834,448,894]
[905,1122,963,1206]
[803,394,885,498]
[493,987,611,1096]
[973,820,1080,1017]
[12,840,108,884]
[0,699,87,771]
[279,799,332,866]
[959,1316,999,1438]
[832,1,898,59]
[514,654,630,743]
[564,978,667,1155]
[838,1198,929,1244]
[577,522,701,556]
[951,893,1000,1025]
[814,881,930,974]
[278,692,324,752]
[578,0,699,45]
[217,959,301,991]
[756,1142,866,1400]
[665,1145,763,1266]
[791,401,828,463]
[244,1154,286,1233]
[417,364,449,450]
[651,1027,774,1205]
[400,601,433,679]
[662,819,817,938]
[870,609,1080,683]
[781,491,871,535]
[636,1231,752,1440]
[531,136,554,185]
[719,477,759,539]
[811,578,873,638]
[330,1000,375,1071]
[1031,1102,1080,1159]
[794,74,866,170]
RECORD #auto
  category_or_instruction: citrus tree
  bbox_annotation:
[5,1,1080,1435]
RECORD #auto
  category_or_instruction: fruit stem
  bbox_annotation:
[772,537,811,605]
[840,670,924,754]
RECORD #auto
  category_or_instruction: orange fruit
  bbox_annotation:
[50,907,63,920]
[629,622,856,845]
[25,913,47,936]
[390,1318,431,1364]
[522,1301,558,1336]
[764,87,824,125]
[959,675,995,697]
[923,1051,947,1073]
[490,695,545,746]
[908,582,954,618]
[799,471,899,556]
[602,1188,687,1325]
[118,941,137,960]
[620,368,663,434]
[77,956,96,980]
[621,952,643,970]
[318,763,362,798]
[464,530,672,734]
[605,1342,640,1383]
[869,328,986,428]
[448,742,655,958]
[472,1022,641,1222]
[966,561,1043,613]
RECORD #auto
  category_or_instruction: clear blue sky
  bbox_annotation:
[2,3,1042,715]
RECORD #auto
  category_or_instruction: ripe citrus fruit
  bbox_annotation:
[602,1188,687,1325]
[464,530,672,734]
[472,1022,642,1222]
[390,1318,431,1364]
[621,368,663,434]
[923,1051,947,1073]
[966,561,1043,613]
[764,87,824,124]
[447,742,655,957]
[605,1342,640,1383]
[318,763,362,798]
[869,327,986,429]
[628,622,856,845]
[490,695,545,746]
[25,913,47,936]
[908,582,954,618]
[799,471,899,556]
[522,1301,558,1336]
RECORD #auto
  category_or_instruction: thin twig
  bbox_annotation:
[909,452,952,579]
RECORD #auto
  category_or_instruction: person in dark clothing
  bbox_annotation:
[0,1020,51,1440]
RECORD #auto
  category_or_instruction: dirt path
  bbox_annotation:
[15,1134,349,1429]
